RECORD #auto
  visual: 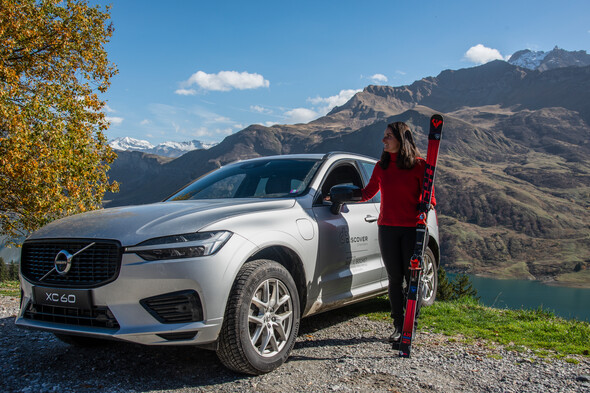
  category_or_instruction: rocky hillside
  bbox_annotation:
[105,54,590,287]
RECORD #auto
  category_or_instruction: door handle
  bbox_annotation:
[364,215,378,223]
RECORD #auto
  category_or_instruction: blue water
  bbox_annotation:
[447,274,590,321]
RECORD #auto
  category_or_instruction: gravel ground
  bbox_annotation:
[1,294,589,393]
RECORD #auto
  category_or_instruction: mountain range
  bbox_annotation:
[508,46,590,71]
[105,47,590,287]
[109,137,216,158]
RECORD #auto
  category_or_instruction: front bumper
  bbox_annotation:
[15,233,254,346]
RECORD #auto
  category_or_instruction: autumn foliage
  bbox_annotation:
[0,0,118,242]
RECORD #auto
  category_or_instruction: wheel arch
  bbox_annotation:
[247,246,308,317]
[428,235,440,267]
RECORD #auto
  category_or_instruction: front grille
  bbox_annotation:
[24,302,120,329]
[21,239,122,288]
[141,290,203,324]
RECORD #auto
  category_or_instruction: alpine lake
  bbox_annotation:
[447,273,590,322]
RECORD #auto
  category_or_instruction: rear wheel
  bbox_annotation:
[420,247,438,306]
[217,259,300,375]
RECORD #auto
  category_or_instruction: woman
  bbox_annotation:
[360,122,435,345]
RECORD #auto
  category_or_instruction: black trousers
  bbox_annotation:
[378,225,417,326]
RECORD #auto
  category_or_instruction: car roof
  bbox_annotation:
[228,152,377,165]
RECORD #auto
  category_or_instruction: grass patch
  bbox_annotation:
[0,280,20,297]
[362,296,590,357]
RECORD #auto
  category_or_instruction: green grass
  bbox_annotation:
[0,280,19,297]
[1,282,588,358]
[360,295,590,358]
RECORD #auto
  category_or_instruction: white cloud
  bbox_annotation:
[279,88,362,125]
[104,104,116,113]
[284,108,319,124]
[308,88,362,114]
[140,119,151,126]
[177,70,270,93]
[369,73,388,83]
[106,116,123,125]
[250,105,272,114]
[175,88,197,96]
[192,127,234,138]
[464,44,506,65]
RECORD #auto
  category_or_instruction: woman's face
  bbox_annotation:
[383,127,400,153]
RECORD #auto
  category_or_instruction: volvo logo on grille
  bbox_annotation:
[39,242,96,282]
[54,250,74,275]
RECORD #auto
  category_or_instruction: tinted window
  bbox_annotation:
[167,159,321,201]
[359,160,380,203]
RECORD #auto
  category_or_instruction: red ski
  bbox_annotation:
[398,114,443,358]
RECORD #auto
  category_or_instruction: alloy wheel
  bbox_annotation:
[248,278,294,357]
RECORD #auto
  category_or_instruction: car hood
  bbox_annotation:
[28,199,296,246]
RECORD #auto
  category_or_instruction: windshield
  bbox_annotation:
[167,158,322,201]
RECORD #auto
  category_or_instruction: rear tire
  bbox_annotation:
[420,247,438,306]
[216,259,300,375]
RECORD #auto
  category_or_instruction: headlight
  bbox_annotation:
[126,231,232,261]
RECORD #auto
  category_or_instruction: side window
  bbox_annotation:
[315,162,364,205]
[359,160,381,203]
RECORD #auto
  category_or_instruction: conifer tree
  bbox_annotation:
[436,266,455,301]
[9,261,19,280]
[0,256,6,282]
[452,274,479,300]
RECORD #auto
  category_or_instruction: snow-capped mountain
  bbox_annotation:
[508,49,548,70]
[508,47,590,71]
[109,136,154,152]
[109,137,216,158]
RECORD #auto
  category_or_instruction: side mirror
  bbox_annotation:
[329,184,362,214]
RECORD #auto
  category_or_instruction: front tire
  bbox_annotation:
[420,247,438,306]
[217,259,300,375]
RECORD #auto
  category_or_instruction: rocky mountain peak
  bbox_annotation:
[508,46,590,71]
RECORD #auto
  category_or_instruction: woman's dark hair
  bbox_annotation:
[379,122,419,170]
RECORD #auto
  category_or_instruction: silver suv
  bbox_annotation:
[16,152,440,374]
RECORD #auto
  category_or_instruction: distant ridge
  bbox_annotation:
[508,46,590,71]
[109,137,217,158]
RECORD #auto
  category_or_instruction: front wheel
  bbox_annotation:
[420,247,438,306]
[216,259,300,375]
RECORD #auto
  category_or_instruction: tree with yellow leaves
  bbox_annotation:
[0,0,118,242]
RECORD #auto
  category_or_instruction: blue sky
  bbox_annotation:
[97,0,590,145]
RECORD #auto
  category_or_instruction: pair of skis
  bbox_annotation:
[397,114,443,358]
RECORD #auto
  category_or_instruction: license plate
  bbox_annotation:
[33,286,92,310]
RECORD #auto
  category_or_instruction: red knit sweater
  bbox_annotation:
[361,153,436,227]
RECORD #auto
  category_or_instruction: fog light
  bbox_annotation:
[140,290,203,323]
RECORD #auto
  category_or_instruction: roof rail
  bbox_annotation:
[321,151,350,160]
[322,151,379,161]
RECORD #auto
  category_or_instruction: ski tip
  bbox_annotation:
[430,114,443,131]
